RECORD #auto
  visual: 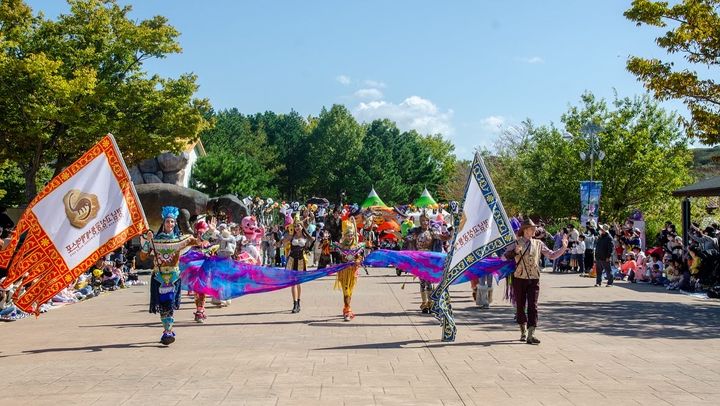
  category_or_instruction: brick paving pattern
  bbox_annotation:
[1,268,719,405]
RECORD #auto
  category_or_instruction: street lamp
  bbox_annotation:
[563,122,605,181]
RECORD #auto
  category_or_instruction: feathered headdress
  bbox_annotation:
[162,206,180,220]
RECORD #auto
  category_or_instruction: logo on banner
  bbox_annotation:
[0,134,148,315]
[63,189,100,228]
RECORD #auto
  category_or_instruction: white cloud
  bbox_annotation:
[353,88,384,100]
[363,79,386,88]
[516,56,544,64]
[335,75,351,85]
[354,96,454,136]
[480,115,506,134]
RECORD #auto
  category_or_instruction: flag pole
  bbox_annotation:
[430,153,515,342]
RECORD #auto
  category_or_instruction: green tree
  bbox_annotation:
[625,0,720,143]
[355,119,406,204]
[486,93,692,224]
[563,92,692,222]
[0,0,210,204]
[306,105,364,202]
[252,111,309,200]
[191,109,279,197]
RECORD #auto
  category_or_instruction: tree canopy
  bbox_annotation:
[191,106,458,205]
[0,0,210,203]
[625,0,720,143]
[485,92,692,223]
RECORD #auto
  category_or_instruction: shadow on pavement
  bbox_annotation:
[314,339,520,350]
[0,342,165,358]
[455,300,720,340]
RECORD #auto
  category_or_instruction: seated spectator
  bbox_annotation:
[650,263,667,285]
[74,274,94,299]
[622,253,639,282]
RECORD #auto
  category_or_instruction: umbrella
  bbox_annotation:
[361,188,387,209]
[414,188,438,209]
[306,197,330,207]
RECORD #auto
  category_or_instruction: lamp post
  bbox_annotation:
[564,122,605,181]
[565,123,605,224]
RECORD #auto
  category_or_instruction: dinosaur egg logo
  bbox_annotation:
[63,189,100,229]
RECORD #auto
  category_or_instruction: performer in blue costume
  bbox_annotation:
[141,206,197,345]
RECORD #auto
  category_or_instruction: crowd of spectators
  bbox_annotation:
[541,219,720,297]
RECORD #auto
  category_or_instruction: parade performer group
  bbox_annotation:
[137,201,567,346]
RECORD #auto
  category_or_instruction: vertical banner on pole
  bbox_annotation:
[430,153,515,342]
[579,181,602,227]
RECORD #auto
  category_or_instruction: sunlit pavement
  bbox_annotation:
[1,267,719,405]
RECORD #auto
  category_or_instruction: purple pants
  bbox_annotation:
[513,277,539,327]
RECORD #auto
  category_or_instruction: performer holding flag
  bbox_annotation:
[430,153,517,342]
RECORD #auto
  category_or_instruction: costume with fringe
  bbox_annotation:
[142,206,195,345]
[333,219,365,321]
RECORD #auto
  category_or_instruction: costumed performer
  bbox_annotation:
[333,217,365,321]
[191,219,211,323]
[507,219,567,345]
[141,206,198,345]
[287,219,312,313]
[405,213,450,314]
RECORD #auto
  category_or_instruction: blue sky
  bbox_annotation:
[28,1,688,159]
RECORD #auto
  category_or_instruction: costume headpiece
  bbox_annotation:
[162,206,180,220]
[194,220,209,233]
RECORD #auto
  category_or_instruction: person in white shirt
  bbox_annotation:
[568,224,580,244]
[573,235,586,275]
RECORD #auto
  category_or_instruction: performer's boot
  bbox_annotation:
[342,294,354,321]
[526,326,540,345]
[425,294,433,314]
[478,286,489,308]
[519,324,527,342]
[194,307,206,323]
[160,315,176,345]
[291,300,299,313]
[420,290,429,313]
[343,305,354,321]
[160,330,175,345]
[472,289,477,303]
[296,299,301,313]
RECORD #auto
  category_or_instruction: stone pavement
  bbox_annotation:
[1,268,720,406]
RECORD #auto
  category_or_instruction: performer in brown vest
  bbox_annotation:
[508,219,567,345]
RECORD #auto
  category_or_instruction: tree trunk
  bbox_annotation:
[22,164,38,205]
[52,153,69,179]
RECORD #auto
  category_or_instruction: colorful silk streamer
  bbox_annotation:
[179,248,514,301]
[364,249,515,284]
[180,250,353,300]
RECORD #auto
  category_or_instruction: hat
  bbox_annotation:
[588,220,597,228]
[519,219,537,232]
[600,224,610,232]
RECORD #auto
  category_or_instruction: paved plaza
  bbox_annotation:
[1,268,720,406]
